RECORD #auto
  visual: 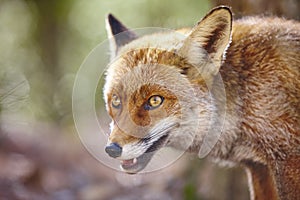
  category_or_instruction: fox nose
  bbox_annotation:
[105,143,122,158]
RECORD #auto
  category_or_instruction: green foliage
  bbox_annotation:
[0,0,210,125]
[184,182,199,200]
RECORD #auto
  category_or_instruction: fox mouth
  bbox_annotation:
[120,134,168,174]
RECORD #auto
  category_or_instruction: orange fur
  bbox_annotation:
[104,7,300,199]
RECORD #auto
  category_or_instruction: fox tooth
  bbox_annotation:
[133,158,137,164]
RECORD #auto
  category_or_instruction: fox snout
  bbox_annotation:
[105,123,142,159]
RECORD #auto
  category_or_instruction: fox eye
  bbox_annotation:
[111,94,121,108]
[145,95,164,110]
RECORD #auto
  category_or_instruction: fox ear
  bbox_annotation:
[179,6,232,77]
[106,14,138,59]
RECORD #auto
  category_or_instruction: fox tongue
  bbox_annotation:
[121,158,136,167]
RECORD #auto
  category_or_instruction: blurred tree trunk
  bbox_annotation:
[212,0,300,20]
[33,1,61,120]
[34,1,60,78]
[25,0,71,121]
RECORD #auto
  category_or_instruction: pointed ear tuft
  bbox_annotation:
[106,14,137,59]
[179,6,232,76]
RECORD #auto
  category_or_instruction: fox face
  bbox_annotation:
[104,7,232,173]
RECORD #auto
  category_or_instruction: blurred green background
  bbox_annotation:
[0,0,211,126]
[0,0,299,199]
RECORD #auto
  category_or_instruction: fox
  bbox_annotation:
[103,6,300,200]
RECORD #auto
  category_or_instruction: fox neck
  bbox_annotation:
[184,63,257,163]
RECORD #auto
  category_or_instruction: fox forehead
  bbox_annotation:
[119,31,188,54]
[104,47,195,101]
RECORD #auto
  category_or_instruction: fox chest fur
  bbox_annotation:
[104,7,300,200]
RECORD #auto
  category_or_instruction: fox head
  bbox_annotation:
[103,6,232,173]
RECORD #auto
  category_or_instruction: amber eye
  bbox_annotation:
[145,95,164,110]
[111,94,121,108]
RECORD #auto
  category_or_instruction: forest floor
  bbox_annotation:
[0,123,248,200]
